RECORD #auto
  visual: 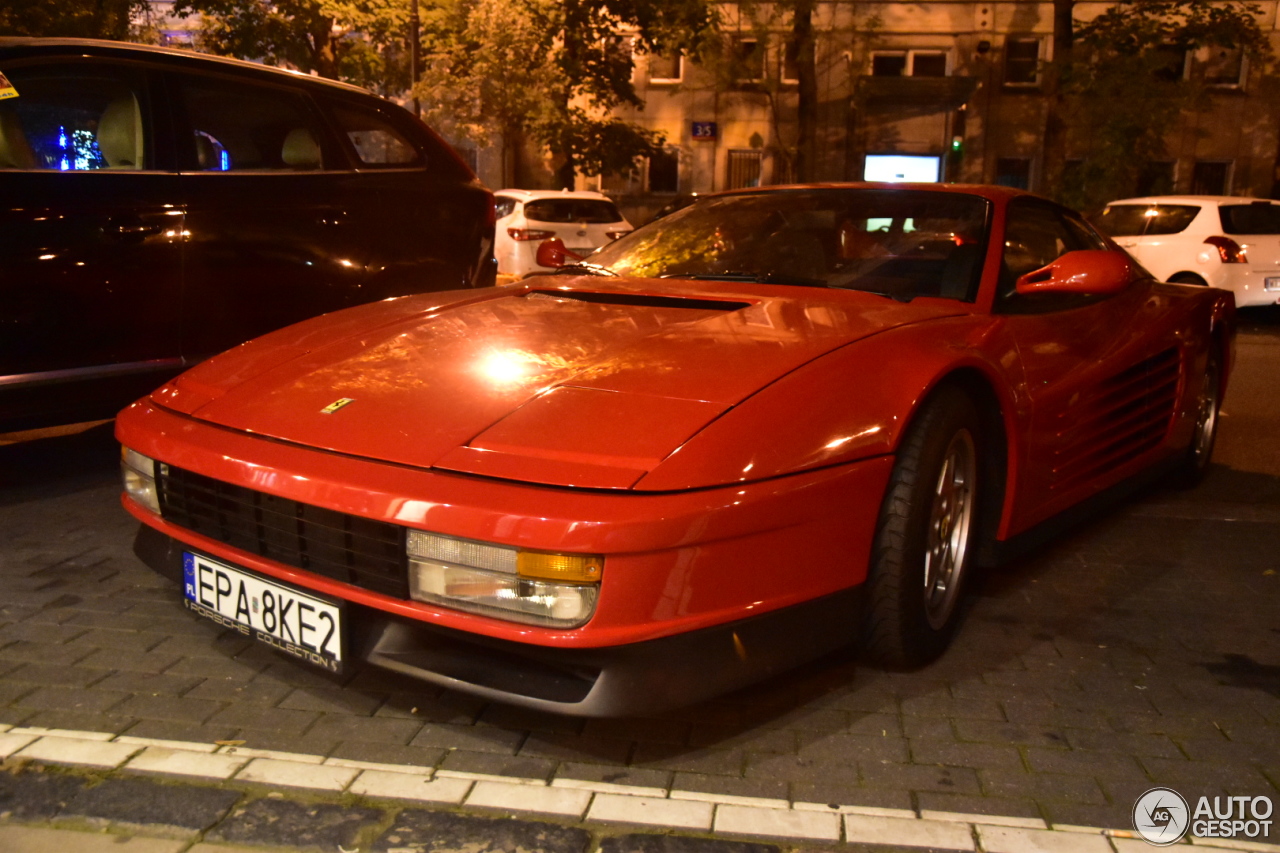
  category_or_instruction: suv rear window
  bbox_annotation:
[1096,204,1199,237]
[524,199,622,223]
[494,196,518,218]
[1219,202,1280,234]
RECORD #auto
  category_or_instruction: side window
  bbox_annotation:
[494,196,518,219]
[176,75,327,171]
[0,62,150,171]
[327,100,421,167]
[996,201,1101,313]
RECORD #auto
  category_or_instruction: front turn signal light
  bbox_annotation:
[517,550,603,583]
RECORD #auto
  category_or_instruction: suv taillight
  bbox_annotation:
[1205,235,1247,263]
[508,228,556,242]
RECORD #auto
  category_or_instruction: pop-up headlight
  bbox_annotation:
[406,531,601,628]
[121,447,161,514]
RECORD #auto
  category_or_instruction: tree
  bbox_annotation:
[790,0,817,182]
[415,0,553,185]
[418,0,715,188]
[0,0,147,40]
[1042,0,1270,211]
[172,0,412,91]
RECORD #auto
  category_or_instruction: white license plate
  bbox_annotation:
[183,553,344,673]
[1265,277,1280,292]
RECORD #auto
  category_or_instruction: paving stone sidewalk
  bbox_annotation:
[0,323,1277,849]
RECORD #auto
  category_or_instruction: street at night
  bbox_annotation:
[0,312,1276,853]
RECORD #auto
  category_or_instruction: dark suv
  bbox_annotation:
[0,38,496,432]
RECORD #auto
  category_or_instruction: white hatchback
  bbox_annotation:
[1096,195,1280,307]
[494,189,632,278]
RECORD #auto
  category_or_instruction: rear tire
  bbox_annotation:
[861,386,984,668]
[1170,346,1222,488]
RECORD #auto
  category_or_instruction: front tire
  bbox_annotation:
[861,386,984,668]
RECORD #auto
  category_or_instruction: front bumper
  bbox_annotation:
[135,524,863,716]
[118,398,893,713]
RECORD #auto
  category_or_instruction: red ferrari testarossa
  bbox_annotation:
[117,184,1233,716]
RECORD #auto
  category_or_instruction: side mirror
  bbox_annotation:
[1015,250,1135,296]
[535,238,584,269]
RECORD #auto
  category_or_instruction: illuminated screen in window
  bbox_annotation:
[863,154,940,183]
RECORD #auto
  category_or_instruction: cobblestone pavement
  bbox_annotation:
[0,315,1277,852]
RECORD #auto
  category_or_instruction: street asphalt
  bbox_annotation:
[0,310,1277,853]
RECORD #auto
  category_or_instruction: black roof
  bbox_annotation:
[0,37,372,95]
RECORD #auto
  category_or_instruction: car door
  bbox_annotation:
[0,57,184,430]
[997,199,1179,531]
[167,69,372,360]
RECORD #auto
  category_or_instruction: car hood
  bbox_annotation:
[169,278,966,489]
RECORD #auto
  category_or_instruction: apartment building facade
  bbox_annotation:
[496,1,1280,221]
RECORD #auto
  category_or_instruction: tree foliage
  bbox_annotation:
[171,0,413,92]
[0,0,147,40]
[1046,0,1271,211]
[417,0,715,187]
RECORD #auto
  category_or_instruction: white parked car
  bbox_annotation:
[1096,195,1280,307]
[494,189,632,278]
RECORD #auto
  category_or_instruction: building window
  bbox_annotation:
[871,50,948,77]
[911,51,947,77]
[605,36,635,82]
[1004,37,1041,86]
[1137,161,1176,196]
[783,40,801,83]
[1192,161,1231,195]
[871,53,907,76]
[649,50,682,82]
[1200,45,1245,87]
[733,37,765,82]
[1153,45,1188,82]
[648,147,679,193]
[995,157,1032,190]
[726,149,763,189]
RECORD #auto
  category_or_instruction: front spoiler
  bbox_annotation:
[135,524,864,717]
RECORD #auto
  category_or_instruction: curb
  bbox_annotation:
[3,724,1278,852]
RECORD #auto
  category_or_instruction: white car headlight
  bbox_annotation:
[121,446,161,514]
[406,530,601,628]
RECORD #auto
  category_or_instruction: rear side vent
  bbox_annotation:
[1051,347,1180,490]
[527,290,749,311]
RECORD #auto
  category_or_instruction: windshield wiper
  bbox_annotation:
[659,271,829,288]
[550,262,617,277]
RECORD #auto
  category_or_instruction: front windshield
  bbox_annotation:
[588,188,991,301]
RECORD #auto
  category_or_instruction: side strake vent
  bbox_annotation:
[527,290,750,312]
[1052,347,1180,491]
